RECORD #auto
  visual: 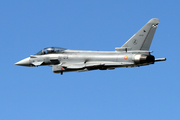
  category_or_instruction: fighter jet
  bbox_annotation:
[15,18,166,75]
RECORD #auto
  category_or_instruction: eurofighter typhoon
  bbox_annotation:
[15,18,166,75]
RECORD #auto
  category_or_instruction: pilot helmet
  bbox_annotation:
[47,47,55,53]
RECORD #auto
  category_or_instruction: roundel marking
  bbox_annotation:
[124,55,128,60]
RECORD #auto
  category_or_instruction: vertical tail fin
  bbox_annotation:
[121,18,159,50]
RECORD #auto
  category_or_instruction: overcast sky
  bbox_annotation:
[0,0,180,120]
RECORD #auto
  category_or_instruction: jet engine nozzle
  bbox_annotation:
[133,54,155,64]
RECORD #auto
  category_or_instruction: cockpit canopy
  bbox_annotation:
[35,47,66,55]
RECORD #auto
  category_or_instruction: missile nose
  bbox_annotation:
[15,57,31,66]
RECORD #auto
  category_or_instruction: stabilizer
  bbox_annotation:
[121,18,159,50]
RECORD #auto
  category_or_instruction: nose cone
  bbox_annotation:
[15,57,31,66]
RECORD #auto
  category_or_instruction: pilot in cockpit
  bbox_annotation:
[35,47,66,55]
[46,47,55,53]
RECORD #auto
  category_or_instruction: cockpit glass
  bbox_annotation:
[35,47,66,55]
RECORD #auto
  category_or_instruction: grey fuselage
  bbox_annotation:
[16,48,156,74]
